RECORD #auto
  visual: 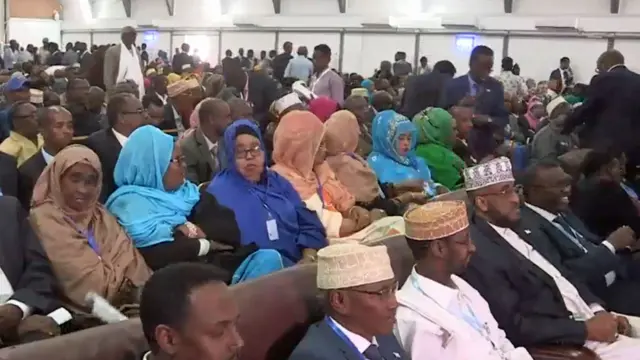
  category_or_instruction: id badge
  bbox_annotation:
[266,219,279,241]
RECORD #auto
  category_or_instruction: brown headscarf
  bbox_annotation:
[271,110,355,213]
[325,111,380,203]
[29,145,151,311]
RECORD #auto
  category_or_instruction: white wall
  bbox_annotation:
[44,0,640,81]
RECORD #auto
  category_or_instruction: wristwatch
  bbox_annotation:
[185,221,198,238]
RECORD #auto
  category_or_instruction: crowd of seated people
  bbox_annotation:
[2,24,640,360]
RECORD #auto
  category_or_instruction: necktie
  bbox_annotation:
[363,344,386,360]
[553,215,588,253]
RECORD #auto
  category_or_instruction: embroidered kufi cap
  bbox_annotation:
[350,88,369,98]
[29,89,44,105]
[317,243,394,290]
[404,201,469,240]
[463,156,514,191]
[167,78,200,98]
[272,92,303,115]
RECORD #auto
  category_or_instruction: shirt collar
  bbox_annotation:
[411,268,458,310]
[202,132,217,151]
[10,131,42,146]
[328,317,377,353]
[41,148,54,165]
[112,128,128,146]
[142,352,151,360]
[488,222,512,237]
[525,202,558,223]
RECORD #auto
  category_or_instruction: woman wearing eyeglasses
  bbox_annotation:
[206,120,327,282]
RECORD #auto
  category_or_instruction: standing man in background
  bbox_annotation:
[272,41,294,81]
[104,26,145,98]
[549,57,574,94]
[310,44,344,105]
[393,51,412,77]
[284,46,313,83]
[38,38,50,65]
[172,43,193,74]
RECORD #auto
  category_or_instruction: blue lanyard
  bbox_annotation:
[325,317,367,360]
[86,228,100,255]
[316,174,325,206]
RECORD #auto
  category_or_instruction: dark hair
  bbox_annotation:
[501,57,514,71]
[314,44,331,57]
[66,78,89,91]
[283,41,292,49]
[560,57,570,63]
[106,93,133,127]
[142,94,164,109]
[581,149,620,178]
[181,43,189,52]
[225,49,232,57]
[520,159,562,197]
[433,60,457,76]
[470,45,494,63]
[419,56,427,62]
[8,101,31,128]
[140,263,228,351]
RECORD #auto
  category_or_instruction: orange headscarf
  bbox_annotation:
[271,110,355,213]
[325,111,380,203]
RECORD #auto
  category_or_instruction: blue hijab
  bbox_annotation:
[206,120,325,262]
[367,110,435,193]
[106,125,200,248]
[361,79,374,102]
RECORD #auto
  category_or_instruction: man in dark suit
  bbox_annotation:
[441,45,510,161]
[400,60,457,119]
[224,62,278,132]
[171,43,194,75]
[289,244,407,360]
[272,41,294,82]
[76,42,93,79]
[0,196,64,344]
[182,99,231,185]
[0,152,17,198]
[18,106,74,209]
[549,57,574,94]
[563,50,640,183]
[85,93,147,202]
[462,157,640,357]
[520,159,640,315]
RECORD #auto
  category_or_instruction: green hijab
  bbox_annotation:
[413,107,456,148]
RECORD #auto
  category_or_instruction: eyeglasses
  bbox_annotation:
[235,145,262,159]
[121,109,145,115]
[349,282,398,299]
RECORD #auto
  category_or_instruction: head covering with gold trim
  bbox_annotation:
[350,88,369,98]
[463,156,514,191]
[404,201,469,240]
[317,243,394,290]
[167,78,200,98]
[30,89,44,105]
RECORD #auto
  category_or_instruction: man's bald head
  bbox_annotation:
[597,50,625,73]
[121,26,137,47]
[199,98,232,138]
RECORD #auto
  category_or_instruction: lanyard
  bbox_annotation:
[311,68,331,93]
[325,317,367,360]
[553,216,588,254]
[410,275,504,357]
[316,174,325,207]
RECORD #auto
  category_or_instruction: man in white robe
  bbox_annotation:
[103,26,145,98]
[463,157,640,360]
[395,201,533,360]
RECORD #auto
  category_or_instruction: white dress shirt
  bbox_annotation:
[0,267,31,318]
[488,223,603,320]
[41,148,54,165]
[525,203,617,286]
[328,317,377,354]
[112,129,129,147]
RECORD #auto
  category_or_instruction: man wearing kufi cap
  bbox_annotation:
[462,157,640,359]
[395,201,532,359]
[289,243,406,360]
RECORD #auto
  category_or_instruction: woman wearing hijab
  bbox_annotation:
[207,120,326,277]
[413,108,466,190]
[361,79,374,102]
[367,110,443,197]
[105,126,253,281]
[272,110,402,241]
[521,96,545,136]
[324,110,425,214]
[29,145,151,312]
[308,96,339,123]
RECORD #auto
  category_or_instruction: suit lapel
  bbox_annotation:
[376,335,404,360]
[523,207,588,256]
[195,129,217,173]
[316,320,367,360]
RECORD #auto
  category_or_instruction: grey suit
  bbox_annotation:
[103,44,143,93]
[288,319,406,360]
[181,129,219,185]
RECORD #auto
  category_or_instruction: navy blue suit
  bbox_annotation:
[441,74,510,159]
[288,319,406,360]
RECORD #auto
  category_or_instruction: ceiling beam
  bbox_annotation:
[220,0,231,14]
[504,0,513,13]
[89,0,99,19]
[272,0,281,14]
[122,0,132,17]
[610,0,620,14]
[165,0,175,16]
[337,0,346,13]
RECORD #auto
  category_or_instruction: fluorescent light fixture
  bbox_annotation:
[233,22,259,27]
[535,18,581,32]
[361,16,392,28]
[441,15,479,30]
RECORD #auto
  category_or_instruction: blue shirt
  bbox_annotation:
[284,55,314,83]
[468,74,481,96]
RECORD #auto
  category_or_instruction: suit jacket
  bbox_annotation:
[0,151,17,198]
[0,196,60,314]
[564,66,640,161]
[247,71,279,130]
[171,52,194,74]
[84,128,122,202]
[17,151,47,209]
[103,44,143,92]
[288,319,406,360]
[463,212,600,347]
[181,129,218,185]
[400,71,452,119]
